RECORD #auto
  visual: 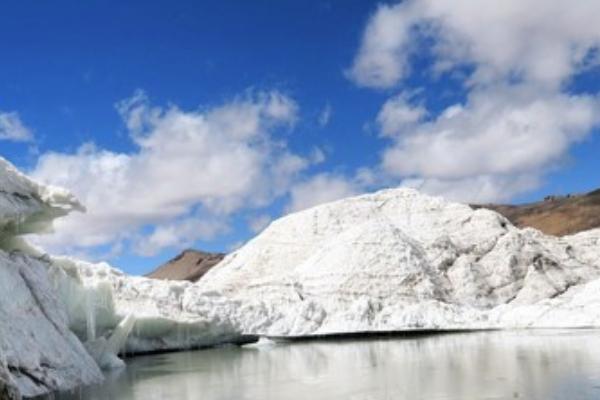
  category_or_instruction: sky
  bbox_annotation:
[1,0,600,275]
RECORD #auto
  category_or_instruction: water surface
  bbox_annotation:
[54,330,600,400]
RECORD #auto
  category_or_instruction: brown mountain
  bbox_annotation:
[474,188,600,236]
[146,249,225,282]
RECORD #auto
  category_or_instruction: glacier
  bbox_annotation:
[2,155,600,397]
[195,189,600,335]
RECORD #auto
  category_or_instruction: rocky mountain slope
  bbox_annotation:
[146,250,224,282]
[476,189,600,236]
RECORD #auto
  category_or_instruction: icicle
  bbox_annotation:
[84,314,136,370]
[106,314,136,356]
[85,291,96,341]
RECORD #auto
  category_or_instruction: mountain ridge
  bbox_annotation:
[146,249,225,282]
[475,188,600,236]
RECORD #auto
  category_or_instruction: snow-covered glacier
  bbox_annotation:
[196,189,600,335]
[2,154,600,397]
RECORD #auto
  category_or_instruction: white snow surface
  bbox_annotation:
[196,189,600,335]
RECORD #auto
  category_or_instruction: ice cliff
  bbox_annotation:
[0,159,102,398]
[2,155,600,397]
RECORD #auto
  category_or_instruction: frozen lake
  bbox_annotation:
[53,330,600,400]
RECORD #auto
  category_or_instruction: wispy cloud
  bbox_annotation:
[0,111,33,142]
[247,214,272,233]
[318,103,332,127]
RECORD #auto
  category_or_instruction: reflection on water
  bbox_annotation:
[52,330,600,400]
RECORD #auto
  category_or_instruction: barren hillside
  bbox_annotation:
[475,189,600,236]
[146,250,225,282]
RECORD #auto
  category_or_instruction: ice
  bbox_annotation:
[0,157,82,237]
[0,250,103,397]
[3,154,600,398]
[51,257,245,354]
[57,186,600,343]
[195,188,600,335]
[0,158,104,398]
[84,314,136,369]
[0,349,20,400]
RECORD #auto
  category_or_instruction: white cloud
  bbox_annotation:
[288,173,360,213]
[346,2,417,88]
[402,174,542,204]
[309,147,326,164]
[350,0,600,202]
[377,93,427,137]
[0,111,33,142]
[30,90,310,256]
[382,87,600,181]
[248,214,272,233]
[134,216,228,257]
[318,103,332,127]
[349,0,600,89]
[378,86,600,201]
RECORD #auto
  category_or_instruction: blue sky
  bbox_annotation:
[2,1,600,274]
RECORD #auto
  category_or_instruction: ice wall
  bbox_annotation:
[0,251,103,397]
[51,257,247,354]
[0,158,104,398]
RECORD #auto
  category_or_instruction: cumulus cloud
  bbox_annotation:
[382,87,600,181]
[377,93,427,137]
[346,2,417,88]
[349,0,600,202]
[134,216,228,257]
[381,88,600,200]
[349,0,600,89]
[31,90,310,256]
[287,173,360,212]
[0,111,33,142]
